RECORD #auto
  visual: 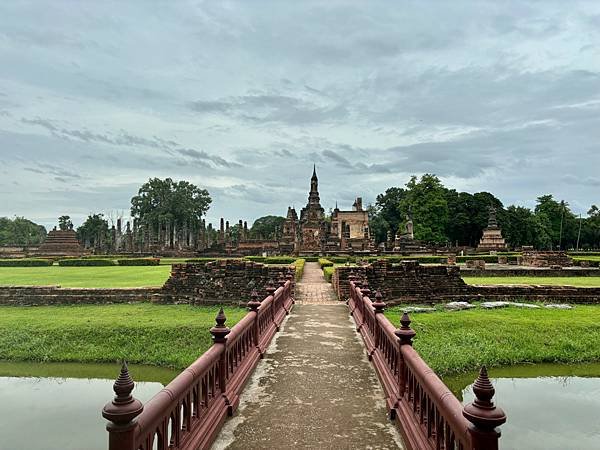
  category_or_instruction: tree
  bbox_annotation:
[130,178,211,248]
[77,214,110,250]
[58,215,73,231]
[250,216,286,239]
[0,217,47,246]
[373,187,406,239]
[534,195,577,250]
[400,174,449,244]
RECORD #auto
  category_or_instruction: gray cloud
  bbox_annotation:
[1,1,600,228]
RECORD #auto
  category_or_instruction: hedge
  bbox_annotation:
[318,258,334,268]
[117,258,160,266]
[0,259,53,267]
[262,257,297,264]
[185,258,221,265]
[328,256,355,264]
[294,259,305,281]
[58,259,115,266]
[244,256,266,262]
[304,256,319,262]
[323,266,335,282]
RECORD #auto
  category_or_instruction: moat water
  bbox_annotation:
[0,361,180,450]
[445,362,600,450]
[2,361,600,449]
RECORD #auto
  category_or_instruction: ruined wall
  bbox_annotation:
[332,259,600,305]
[333,260,473,304]
[0,286,161,306]
[161,260,295,305]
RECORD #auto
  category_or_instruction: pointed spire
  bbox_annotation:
[312,163,317,178]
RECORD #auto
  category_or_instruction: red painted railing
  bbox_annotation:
[348,276,506,450]
[102,276,294,450]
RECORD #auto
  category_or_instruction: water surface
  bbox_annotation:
[446,363,600,450]
[0,361,180,450]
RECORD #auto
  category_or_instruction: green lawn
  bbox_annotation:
[573,256,600,261]
[463,276,600,287]
[0,265,172,287]
[386,305,600,376]
[0,304,247,368]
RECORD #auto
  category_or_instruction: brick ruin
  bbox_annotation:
[161,260,295,305]
[520,251,573,267]
[35,227,88,257]
[0,260,295,306]
[332,260,600,305]
[476,207,507,251]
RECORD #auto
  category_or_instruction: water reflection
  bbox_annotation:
[0,362,179,450]
[446,364,600,450]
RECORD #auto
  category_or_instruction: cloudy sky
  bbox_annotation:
[1,1,599,229]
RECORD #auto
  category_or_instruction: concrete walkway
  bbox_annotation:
[213,263,403,449]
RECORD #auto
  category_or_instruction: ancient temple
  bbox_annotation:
[477,207,507,251]
[281,166,372,254]
[35,225,88,257]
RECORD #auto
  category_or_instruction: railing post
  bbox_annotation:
[463,366,506,450]
[248,289,261,352]
[285,273,295,304]
[372,290,386,352]
[395,312,416,403]
[266,279,277,328]
[102,362,144,450]
[210,308,230,407]
[278,276,289,314]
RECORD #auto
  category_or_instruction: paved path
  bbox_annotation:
[212,263,402,449]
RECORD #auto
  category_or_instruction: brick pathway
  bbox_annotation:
[212,262,403,449]
[295,262,339,304]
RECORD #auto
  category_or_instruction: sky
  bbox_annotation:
[1,1,599,230]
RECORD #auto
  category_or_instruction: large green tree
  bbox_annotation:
[77,214,110,250]
[534,195,577,250]
[250,215,286,239]
[400,174,449,244]
[0,217,47,246]
[58,215,73,231]
[130,178,211,247]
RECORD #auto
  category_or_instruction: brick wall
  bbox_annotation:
[332,259,600,305]
[0,286,161,306]
[161,260,295,305]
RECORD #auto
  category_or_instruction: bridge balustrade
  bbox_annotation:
[102,279,294,450]
[347,276,506,450]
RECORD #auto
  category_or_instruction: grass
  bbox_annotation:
[0,265,172,288]
[386,305,600,376]
[462,276,600,287]
[573,256,600,261]
[0,304,247,369]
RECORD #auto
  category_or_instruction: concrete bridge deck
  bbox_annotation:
[213,262,402,449]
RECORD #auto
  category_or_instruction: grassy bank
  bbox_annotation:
[462,276,600,287]
[386,305,600,376]
[0,304,246,368]
[0,265,172,287]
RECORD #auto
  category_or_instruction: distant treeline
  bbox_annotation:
[368,174,600,250]
[0,217,47,246]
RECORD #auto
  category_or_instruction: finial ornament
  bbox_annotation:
[463,366,506,430]
[395,312,416,345]
[372,290,386,313]
[266,279,276,296]
[248,289,261,311]
[102,361,143,425]
[210,307,230,343]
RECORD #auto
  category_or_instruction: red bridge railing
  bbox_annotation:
[102,276,294,450]
[347,276,506,450]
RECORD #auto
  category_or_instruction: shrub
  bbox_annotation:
[323,266,335,282]
[328,256,354,264]
[318,258,334,268]
[304,256,319,262]
[0,259,53,267]
[263,256,297,264]
[58,259,115,266]
[294,259,305,281]
[185,258,219,265]
[244,256,266,262]
[117,258,160,266]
